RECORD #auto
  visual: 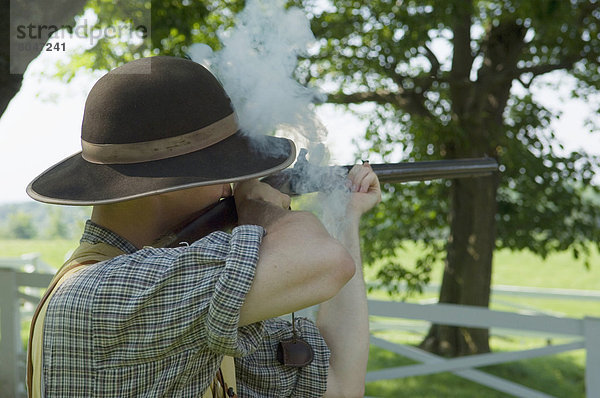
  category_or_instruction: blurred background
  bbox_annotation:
[1,1,599,397]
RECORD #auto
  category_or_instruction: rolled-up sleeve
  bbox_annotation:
[236,316,330,397]
[47,221,316,396]
[205,225,265,355]
[81,222,330,395]
[91,225,267,369]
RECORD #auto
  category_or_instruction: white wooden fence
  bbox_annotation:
[1,255,599,398]
[0,255,54,398]
[366,299,600,398]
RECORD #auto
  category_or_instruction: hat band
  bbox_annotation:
[81,113,239,164]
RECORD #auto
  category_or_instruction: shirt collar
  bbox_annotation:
[80,220,138,254]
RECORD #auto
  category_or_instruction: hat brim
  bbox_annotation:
[27,132,296,205]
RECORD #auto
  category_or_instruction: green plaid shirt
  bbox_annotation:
[42,221,329,397]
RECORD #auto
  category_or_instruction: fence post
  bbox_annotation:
[0,268,21,398]
[584,317,600,398]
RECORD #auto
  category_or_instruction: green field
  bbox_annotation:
[364,244,598,397]
[2,239,598,397]
[0,239,79,268]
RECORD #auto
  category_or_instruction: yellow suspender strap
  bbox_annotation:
[27,242,237,398]
[202,356,237,398]
[27,260,99,397]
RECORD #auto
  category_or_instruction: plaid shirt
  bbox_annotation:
[42,221,329,397]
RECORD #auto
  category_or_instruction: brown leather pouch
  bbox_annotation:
[277,337,314,367]
[276,312,314,367]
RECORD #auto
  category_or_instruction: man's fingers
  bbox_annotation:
[281,193,292,209]
[347,165,365,189]
[348,164,377,193]
[359,171,379,194]
[234,179,290,209]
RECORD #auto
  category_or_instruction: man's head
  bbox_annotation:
[27,56,295,206]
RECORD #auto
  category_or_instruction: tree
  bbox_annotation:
[301,0,600,356]
[9,0,600,357]
[0,0,243,117]
[55,0,244,79]
[45,207,70,239]
[7,211,36,239]
[1,0,88,116]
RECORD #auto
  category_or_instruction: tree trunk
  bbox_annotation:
[421,172,499,356]
[0,0,88,117]
[419,14,525,356]
[0,0,24,116]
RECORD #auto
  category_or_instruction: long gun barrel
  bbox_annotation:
[154,150,498,247]
[261,149,498,195]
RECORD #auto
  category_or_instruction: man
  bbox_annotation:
[26,56,380,397]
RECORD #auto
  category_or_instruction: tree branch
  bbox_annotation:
[0,0,88,117]
[326,89,432,117]
[517,58,578,78]
[516,2,599,80]
[449,2,474,116]
[421,44,441,78]
[450,2,474,82]
[326,90,396,105]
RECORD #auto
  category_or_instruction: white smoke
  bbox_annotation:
[188,0,351,238]
[188,0,324,151]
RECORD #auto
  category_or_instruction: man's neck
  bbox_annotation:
[91,197,187,249]
[90,185,229,249]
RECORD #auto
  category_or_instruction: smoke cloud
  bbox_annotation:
[188,0,351,238]
[188,0,324,151]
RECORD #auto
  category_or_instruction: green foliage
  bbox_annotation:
[301,0,600,295]
[0,203,91,240]
[58,0,245,79]
[52,0,600,297]
[6,211,37,239]
[45,207,70,239]
[361,181,448,297]
[498,93,600,266]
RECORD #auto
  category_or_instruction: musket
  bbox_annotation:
[154,149,498,247]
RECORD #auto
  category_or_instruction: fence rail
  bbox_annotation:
[0,256,53,398]
[1,255,599,398]
[366,299,600,398]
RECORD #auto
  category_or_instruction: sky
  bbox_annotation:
[1,41,599,205]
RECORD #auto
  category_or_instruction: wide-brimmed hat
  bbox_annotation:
[26,56,296,205]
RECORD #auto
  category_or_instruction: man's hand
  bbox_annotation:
[234,179,291,209]
[233,179,292,229]
[346,162,382,219]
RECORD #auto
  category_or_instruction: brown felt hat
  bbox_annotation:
[26,56,295,205]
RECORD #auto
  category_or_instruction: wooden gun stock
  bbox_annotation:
[153,196,238,248]
[154,155,498,247]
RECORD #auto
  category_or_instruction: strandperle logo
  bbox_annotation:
[14,20,148,44]
[12,20,148,55]
[9,0,151,74]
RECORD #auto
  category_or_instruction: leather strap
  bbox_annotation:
[214,367,238,398]
[27,241,126,397]
[27,242,237,398]
[26,259,99,397]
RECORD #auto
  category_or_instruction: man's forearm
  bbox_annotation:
[317,216,369,396]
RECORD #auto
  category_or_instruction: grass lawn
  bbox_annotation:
[2,239,597,397]
[365,242,600,291]
[366,342,585,397]
[362,243,598,397]
[0,239,79,268]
